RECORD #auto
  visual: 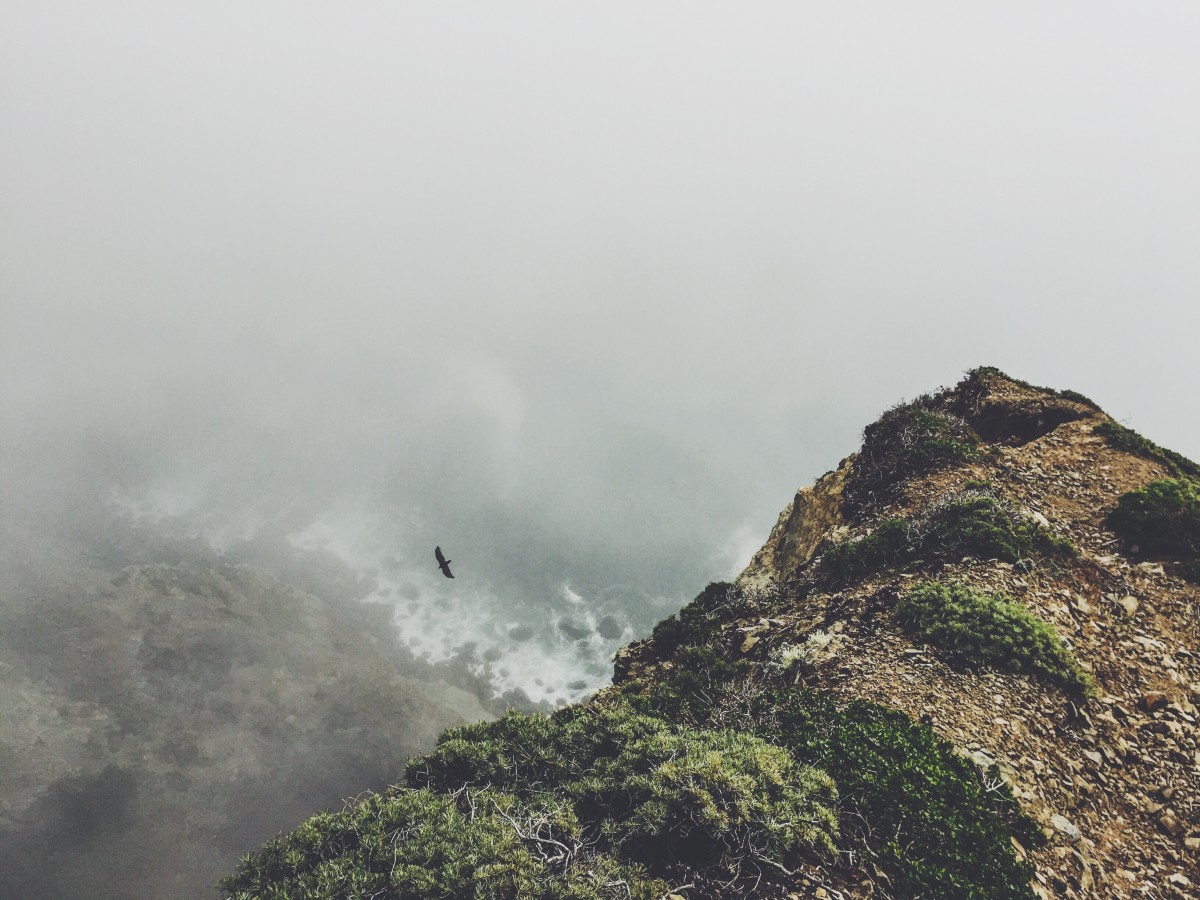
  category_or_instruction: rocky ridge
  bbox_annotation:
[615,370,1199,898]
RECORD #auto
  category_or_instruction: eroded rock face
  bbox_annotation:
[737,459,851,590]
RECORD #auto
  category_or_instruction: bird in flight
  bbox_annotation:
[435,546,454,578]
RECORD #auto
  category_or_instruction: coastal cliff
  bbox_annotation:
[225,368,1200,899]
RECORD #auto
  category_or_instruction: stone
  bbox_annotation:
[1168,873,1191,888]
[1141,691,1169,712]
[557,622,591,641]
[1051,814,1081,841]
[595,615,624,640]
[740,634,760,653]
[1118,595,1139,615]
[1159,811,1184,837]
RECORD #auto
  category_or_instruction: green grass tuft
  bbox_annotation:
[896,581,1094,698]
[1094,421,1200,479]
[819,494,1073,587]
[924,495,1076,561]
[820,517,914,585]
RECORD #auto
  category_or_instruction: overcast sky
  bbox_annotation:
[3,2,1199,623]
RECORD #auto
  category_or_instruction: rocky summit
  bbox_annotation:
[226,368,1199,899]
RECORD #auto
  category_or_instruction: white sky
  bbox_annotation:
[3,2,1199,597]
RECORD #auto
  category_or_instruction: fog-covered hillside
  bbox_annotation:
[0,506,511,896]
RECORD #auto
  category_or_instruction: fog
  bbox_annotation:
[3,3,1199,896]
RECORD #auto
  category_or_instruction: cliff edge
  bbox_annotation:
[224,368,1200,899]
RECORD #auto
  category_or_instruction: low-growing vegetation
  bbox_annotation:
[923,494,1075,560]
[819,494,1073,587]
[221,786,666,899]
[896,581,1094,698]
[1094,421,1200,479]
[650,581,736,654]
[409,700,838,890]
[620,673,1040,899]
[224,698,840,897]
[1109,478,1200,556]
[226,618,1041,899]
[848,400,981,502]
[1108,477,1200,581]
[820,517,913,584]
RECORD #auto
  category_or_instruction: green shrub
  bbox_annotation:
[1108,478,1200,558]
[820,517,913,585]
[924,495,1075,561]
[1109,478,1200,583]
[1056,388,1103,410]
[407,699,837,883]
[818,495,1073,588]
[624,676,1038,899]
[849,401,980,501]
[651,581,735,653]
[220,787,667,899]
[634,645,751,719]
[577,724,838,868]
[763,690,1039,900]
[896,581,1094,698]
[1094,421,1200,479]
[225,696,836,898]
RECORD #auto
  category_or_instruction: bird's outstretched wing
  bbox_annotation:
[435,546,454,578]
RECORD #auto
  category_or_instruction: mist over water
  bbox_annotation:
[3,3,1200,897]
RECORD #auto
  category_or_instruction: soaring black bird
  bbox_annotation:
[434,546,454,578]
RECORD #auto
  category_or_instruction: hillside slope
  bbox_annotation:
[225,369,1199,899]
[0,524,498,898]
